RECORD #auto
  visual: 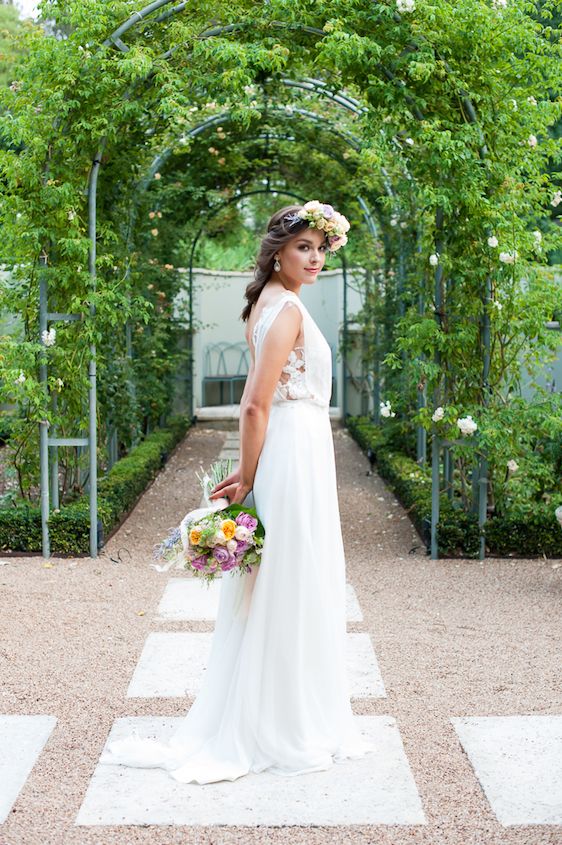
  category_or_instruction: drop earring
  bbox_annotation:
[273,256,281,272]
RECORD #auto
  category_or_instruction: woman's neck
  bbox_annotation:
[268,276,301,297]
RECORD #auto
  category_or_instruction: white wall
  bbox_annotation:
[173,267,366,414]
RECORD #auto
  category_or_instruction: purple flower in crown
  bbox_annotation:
[322,204,334,219]
[235,512,258,532]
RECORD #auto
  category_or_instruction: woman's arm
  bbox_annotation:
[238,304,301,496]
[208,345,254,500]
[210,303,302,504]
[238,355,255,468]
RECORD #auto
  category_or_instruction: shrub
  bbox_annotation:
[347,415,562,558]
[0,415,191,554]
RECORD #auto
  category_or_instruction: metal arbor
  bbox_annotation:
[36,0,494,562]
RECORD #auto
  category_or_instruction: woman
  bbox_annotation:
[107,202,375,783]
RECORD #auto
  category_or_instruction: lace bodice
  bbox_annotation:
[251,293,332,408]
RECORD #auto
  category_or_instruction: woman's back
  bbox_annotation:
[248,288,332,408]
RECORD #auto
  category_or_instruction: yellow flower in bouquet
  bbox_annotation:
[189,526,202,545]
[220,519,237,540]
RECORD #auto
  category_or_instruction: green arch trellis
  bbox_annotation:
[34,1,500,561]
[120,101,385,423]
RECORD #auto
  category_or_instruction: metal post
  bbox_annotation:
[373,323,381,424]
[430,207,445,559]
[431,432,440,560]
[50,391,59,509]
[39,260,50,558]
[478,272,492,559]
[471,460,480,513]
[416,225,426,464]
[88,145,105,557]
[478,455,488,559]
[444,447,454,500]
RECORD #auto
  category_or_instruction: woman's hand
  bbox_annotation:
[209,468,252,505]
[224,481,253,505]
[209,467,240,500]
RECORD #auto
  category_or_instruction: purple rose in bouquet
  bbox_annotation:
[236,539,250,554]
[222,554,238,571]
[191,554,208,571]
[213,546,237,571]
[235,512,258,532]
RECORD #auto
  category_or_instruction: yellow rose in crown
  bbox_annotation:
[189,526,202,545]
[220,519,237,540]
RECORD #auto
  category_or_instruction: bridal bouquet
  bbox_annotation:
[151,459,265,582]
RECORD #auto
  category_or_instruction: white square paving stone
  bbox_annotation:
[127,632,385,698]
[0,715,57,823]
[157,579,221,621]
[75,715,424,826]
[156,578,364,623]
[452,715,562,826]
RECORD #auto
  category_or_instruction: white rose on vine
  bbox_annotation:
[507,459,519,474]
[499,250,518,264]
[380,400,396,418]
[487,235,499,248]
[429,253,439,267]
[41,328,56,347]
[457,415,478,436]
[396,0,415,12]
[432,407,445,422]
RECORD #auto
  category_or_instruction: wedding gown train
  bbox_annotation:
[106,290,376,783]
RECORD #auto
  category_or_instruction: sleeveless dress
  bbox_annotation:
[106,290,375,783]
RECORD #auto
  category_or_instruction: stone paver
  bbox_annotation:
[156,578,363,622]
[452,715,562,826]
[75,715,425,827]
[0,716,57,823]
[126,631,386,699]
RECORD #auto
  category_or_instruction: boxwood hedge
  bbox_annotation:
[0,414,191,555]
[347,415,562,559]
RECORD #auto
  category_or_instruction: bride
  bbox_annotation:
[107,201,375,783]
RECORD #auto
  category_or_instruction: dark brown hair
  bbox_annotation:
[240,204,328,322]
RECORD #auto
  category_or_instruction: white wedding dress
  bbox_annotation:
[107,290,375,783]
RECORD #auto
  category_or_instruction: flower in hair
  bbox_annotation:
[287,201,350,252]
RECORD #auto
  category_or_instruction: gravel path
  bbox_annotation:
[0,423,560,844]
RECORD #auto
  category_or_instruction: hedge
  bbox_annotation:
[347,415,562,559]
[0,414,192,555]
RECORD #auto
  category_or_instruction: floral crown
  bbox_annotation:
[284,201,350,252]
